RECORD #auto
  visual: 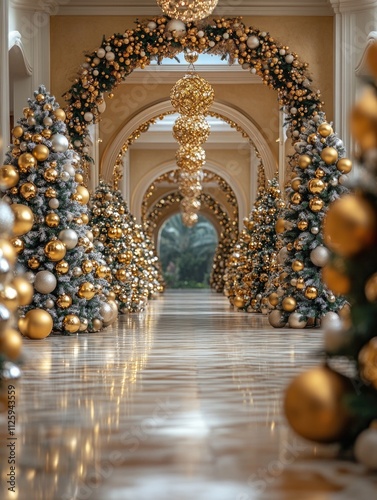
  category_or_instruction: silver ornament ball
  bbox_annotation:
[310,245,330,267]
[59,229,78,250]
[34,270,57,294]
[268,309,286,328]
[288,312,307,329]
[51,133,69,153]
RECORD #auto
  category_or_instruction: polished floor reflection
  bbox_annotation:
[1,290,377,500]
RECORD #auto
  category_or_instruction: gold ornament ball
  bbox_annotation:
[321,147,339,165]
[57,294,72,309]
[81,260,93,274]
[96,265,108,279]
[309,197,324,212]
[233,296,245,309]
[291,193,302,205]
[304,286,318,300]
[296,277,305,290]
[45,213,60,228]
[307,133,317,144]
[63,314,80,333]
[365,273,377,302]
[0,239,16,265]
[20,182,37,200]
[32,144,50,162]
[322,265,351,295]
[81,214,89,224]
[291,178,301,191]
[315,168,325,178]
[10,237,24,254]
[12,276,33,306]
[78,282,96,300]
[0,165,19,189]
[282,296,297,312]
[0,328,22,360]
[44,239,66,261]
[92,319,103,332]
[116,268,128,282]
[359,337,377,389]
[12,126,24,138]
[45,187,57,198]
[298,154,311,169]
[32,133,43,143]
[275,218,286,234]
[17,316,28,336]
[18,152,36,172]
[43,168,58,182]
[297,220,308,231]
[308,178,325,194]
[22,309,53,339]
[11,204,34,235]
[75,185,90,205]
[337,158,352,174]
[53,108,66,121]
[268,292,279,306]
[1,285,19,312]
[55,260,69,275]
[75,173,84,183]
[318,122,333,137]
[284,365,354,443]
[323,194,376,257]
[108,227,122,239]
[292,260,304,272]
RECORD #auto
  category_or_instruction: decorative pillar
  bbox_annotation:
[121,149,131,208]
[0,0,10,163]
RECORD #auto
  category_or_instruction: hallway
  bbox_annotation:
[1,291,377,500]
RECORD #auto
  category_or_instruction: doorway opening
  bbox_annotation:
[158,213,218,289]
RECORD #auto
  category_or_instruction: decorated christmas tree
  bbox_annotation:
[0,86,117,337]
[90,180,162,313]
[268,112,350,329]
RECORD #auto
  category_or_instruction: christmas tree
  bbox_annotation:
[90,180,162,313]
[268,112,350,329]
[0,86,117,337]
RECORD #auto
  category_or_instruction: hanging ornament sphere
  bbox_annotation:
[304,286,318,300]
[10,204,34,236]
[165,19,187,35]
[57,294,72,309]
[308,178,325,194]
[288,312,307,329]
[324,194,376,257]
[76,185,90,205]
[317,122,333,137]
[45,213,60,228]
[0,165,19,189]
[0,202,15,237]
[34,270,57,294]
[310,246,330,267]
[20,182,37,200]
[354,428,377,470]
[21,309,53,339]
[63,314,81,333]
[0,328,22,360]
[176,144,206,171]
[284,365,354,443]
[171,73,214,116]
[309,196,324,212]
[55,260,69,275]
[298,154,311,169]
[78,282,96,300]
[53,108,66,121]
[282,296,297,312]
[18,152,36,172]
[44,239,67,261]
[12,276,33,306]
[268,309,286,328]
[337,158,352,174]
[157,0,218,23]
[32,144,50,162]
[322,264,351,295]
[173,115,210,146]
[59,229,78,250]
[321,146,339,165]
[182,212,198,227]
[51,133,69,152]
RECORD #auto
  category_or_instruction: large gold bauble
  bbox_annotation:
[96,265,109,279]
[10,237,24,254]
[63,314,80,333]
[323,194,376,257]
[296,277,305,290]
[173,115,210,146]
[233,296,245,309]
[81,214,89,224]
[116,268,128,282]
[298,154,311,169]
[275,218,286,234]
[157,0,218,22]
[176,144,206,171]
[41,129,52,139]
[32,133,43,143]
[0,285,19,311]
[75,173,83,184]
[22,309,53,339]
[44,239,66,261]
[309,197,324,212]
[307,133,317,144]
[284,366,354,443]
[291,178,301,191]
[0,165,19,189]
[45,213,60,228]
[12,276,33,306]
[317,122,333,137]
[55,260,69,275]
[304,286,318,300]
[315,168,325,178]
[290,193,302,205]
[336,158,352,174]
[297,220,308,231]
[108,227,122,239]
[32,144,50,162]
[53,108,66,121]
[12,126,24,138]
[18,152,36,173]
[81,260,93,274]
[268,292,279,307]
[57,294,72,309]
[322,265,351,295]
[0,328,22,360]
[76,185,90,205]
[170,73,215,116]
[0,239,16,265]
[282,296,297,312]
[321,147,338,165]
[20,182,37,200]
[78,282,95,300]
[292,260,304,272]
[308,178,325,194]
[10,204,34,235]
[43,168,58,182]
[359,337,377,389]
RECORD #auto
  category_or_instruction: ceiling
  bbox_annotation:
[11,0,336,16]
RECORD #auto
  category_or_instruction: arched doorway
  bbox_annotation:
[158,213,218,289]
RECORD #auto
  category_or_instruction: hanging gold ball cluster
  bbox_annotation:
[156,0,218,23]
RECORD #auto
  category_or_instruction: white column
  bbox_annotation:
[249,146,259,217]
[331,0,377,156]
[0,0,10,163]
[278,110,287,193]
[87,124,100,192]
[121,149,131,208]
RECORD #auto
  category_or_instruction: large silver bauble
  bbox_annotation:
[354,429,377,470]
[268,309,286,328]
[63,163,76,177]
[278,247,288,265]
[59,229,78,250]
[34,270,57,294]
[288,312,307,329]
[0,201,15,237]
[310,245,330,267]
[49,198,59,209]
[51,133,69,153]
[100,302,114,325]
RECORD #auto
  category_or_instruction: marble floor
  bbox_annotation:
[1,290,377,500]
